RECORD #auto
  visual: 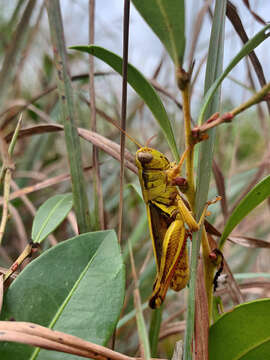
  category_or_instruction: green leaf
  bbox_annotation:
[31,193,73,244]
[184,2,227,359]
[209,299,270,359]
[219,175,270,250]
[70,45,179,161]
[198,24,270,125]
[0,230,125,359]
[131,0,185,66]
[46,2,91,233]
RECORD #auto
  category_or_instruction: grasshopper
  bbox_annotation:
[135,146,220,309]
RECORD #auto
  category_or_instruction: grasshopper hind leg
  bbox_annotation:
[148,220,186,309]
[170,240,189,291]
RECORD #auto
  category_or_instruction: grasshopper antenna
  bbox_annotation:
[106,116,142,148]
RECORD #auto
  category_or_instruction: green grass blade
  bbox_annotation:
[70,45,179,161]
[198,24,270,125]
[131,0,185,66]
[219,175,270,250]
[184,1,227,359]
[0,0,36,105]
[46,1,91,233]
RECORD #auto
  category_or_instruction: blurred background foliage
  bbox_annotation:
[0,1,270,357]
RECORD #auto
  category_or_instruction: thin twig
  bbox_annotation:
[3,243,36,282]
[0,115,22,245]
[192,82,270,135]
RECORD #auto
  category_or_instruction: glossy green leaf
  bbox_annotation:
[0,230,125,359]
[209,299,270,359]
[31,193,73,243]
[131,0,185,66]
[198,24,270,125]
[70,45,179,161]
[219,175,270,250]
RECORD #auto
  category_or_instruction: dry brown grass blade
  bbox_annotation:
[205,220,270,249]
[228,235,270,248]
[4,140,136,209]
[194,259,209,360]
[212,159,228,220]
[226,1,270,115]
[207,234,244,304]
[217,281,270,297]
[0,167,92,204]
[0,72,111,129]
[230,159,267,213]
[5,124,63,142]
[242,0,266,25]
[0,321,161,360]
[5,124,137,174]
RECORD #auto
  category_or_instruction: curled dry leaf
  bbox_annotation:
[5,124,137,174]
[0,321,163,360]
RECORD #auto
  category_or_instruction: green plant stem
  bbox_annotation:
[45,0,91,233]
[183,1,226,358]
[180,84,195,209]
[149,306,163,357]
[194,81,270,134]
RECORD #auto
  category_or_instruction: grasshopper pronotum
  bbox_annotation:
[135,146,220,309]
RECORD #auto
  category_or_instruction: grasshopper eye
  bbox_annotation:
[137,152,153,164]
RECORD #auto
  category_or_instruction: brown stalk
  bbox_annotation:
[118,0,130,243]
[194,259,209,360]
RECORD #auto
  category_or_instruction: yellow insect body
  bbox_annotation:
[136,147,192,308]
[136,147,218,308]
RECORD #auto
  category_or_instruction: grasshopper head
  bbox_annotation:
[136,147,170,170]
